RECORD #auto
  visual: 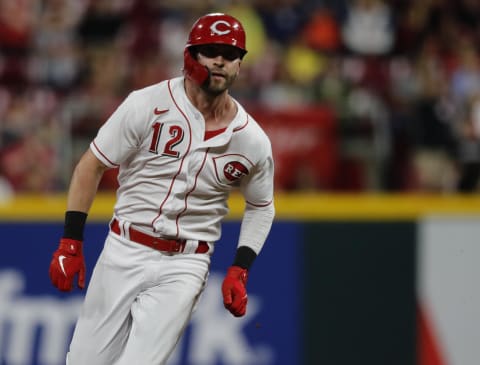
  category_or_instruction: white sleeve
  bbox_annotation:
[240,143,274,207]
[238,143,275,254]
[90,92,146,167]
[237,202,275,254]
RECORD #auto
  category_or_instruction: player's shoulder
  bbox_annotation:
[125,77,181,111]
[129,79,171,100]
[235,102,270,143]
[232,102,272,158]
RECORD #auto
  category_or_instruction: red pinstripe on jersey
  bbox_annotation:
[151,79,193,233]
[174,148,210,238]
[233,114,249,132]
[92,141,120,167]
[246,199,273,207]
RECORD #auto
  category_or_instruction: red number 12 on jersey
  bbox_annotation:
[149,122,184,157]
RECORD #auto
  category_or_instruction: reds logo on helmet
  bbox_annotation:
[210,20,232,36]
[185,13,247,50]
[223,161,249,181]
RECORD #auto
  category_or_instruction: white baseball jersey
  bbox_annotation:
[90,76,274,245]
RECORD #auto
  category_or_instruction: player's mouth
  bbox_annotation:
[211,71,226,79]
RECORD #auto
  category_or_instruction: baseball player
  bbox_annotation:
[48,12,275,365]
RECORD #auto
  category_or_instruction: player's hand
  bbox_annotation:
[49,238,86,292]
[222,266,248,317]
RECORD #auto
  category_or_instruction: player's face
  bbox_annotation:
[196,45,242,96]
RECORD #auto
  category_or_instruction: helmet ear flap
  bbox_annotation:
[183,47,210,85]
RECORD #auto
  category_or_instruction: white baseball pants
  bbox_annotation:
[66,232,211,365]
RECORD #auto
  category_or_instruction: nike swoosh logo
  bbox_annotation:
[154,107,169,115]
[59,255,67,277]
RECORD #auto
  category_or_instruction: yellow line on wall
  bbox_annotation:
[1,192,480,221]
[269,193,480,220]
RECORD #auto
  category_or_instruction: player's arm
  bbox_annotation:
[64,148,109,241]
[236,150,275,266]
[222,151,275,317]
[221,202,274,317]
[49,91,139,292]
[49,149,109,292]
[67,148,109,213]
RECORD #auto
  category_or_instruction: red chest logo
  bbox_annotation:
[224,161,249,181]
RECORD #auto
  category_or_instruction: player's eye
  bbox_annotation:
[197,45,241,61]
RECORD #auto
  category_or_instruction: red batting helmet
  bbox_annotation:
[183,13,247,85]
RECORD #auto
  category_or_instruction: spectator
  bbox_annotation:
[0,0,35,87]
[2,2,480,193]
[29,0,86,90]
[455,93,480,192]
[302,6,341,53]
[408,36,457,191]
[341,0,395,56]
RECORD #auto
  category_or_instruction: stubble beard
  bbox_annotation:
[201,72,237,96]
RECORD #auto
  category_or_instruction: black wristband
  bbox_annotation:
[63,211,88,241]
[233,246,257,270]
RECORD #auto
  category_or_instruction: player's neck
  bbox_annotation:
[184,78,237,130]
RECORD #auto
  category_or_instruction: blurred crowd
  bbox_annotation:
[2,0,480,196]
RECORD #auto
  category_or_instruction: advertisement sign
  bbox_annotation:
[418,217,480,365]
[250,106,337,190]
[0,221,301,365]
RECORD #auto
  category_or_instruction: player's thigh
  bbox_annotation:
[68,234,146,364]
[117,253,210,364]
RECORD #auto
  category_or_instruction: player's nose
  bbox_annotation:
[212,55,226,65]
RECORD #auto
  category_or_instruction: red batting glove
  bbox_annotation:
[49,238,86,292]
[222,266,249,317]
